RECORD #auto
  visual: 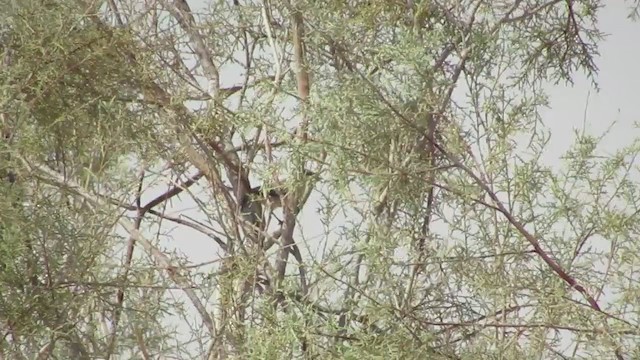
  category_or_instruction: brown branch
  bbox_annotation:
[427,320,639,335]
[273,0,312,307]
[162,0,220,99]
[291,7,310,139]
[105,167,145,360]
[140,170,205,215]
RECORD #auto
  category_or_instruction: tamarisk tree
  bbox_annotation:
[1,0,640,359]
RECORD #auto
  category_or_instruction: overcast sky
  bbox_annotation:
[542,4,640,159]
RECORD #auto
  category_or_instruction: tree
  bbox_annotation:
[1,0,640,359]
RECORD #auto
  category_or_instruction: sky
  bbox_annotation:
[125,1,640,357]
[542,3,640,159]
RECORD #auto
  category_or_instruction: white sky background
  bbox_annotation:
[542,4,640,159]
[122,1,640,357]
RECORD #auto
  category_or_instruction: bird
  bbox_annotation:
[239,169,316,229]
[239,186,284,227]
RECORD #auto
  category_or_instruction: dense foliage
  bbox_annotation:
[1,0,640,359]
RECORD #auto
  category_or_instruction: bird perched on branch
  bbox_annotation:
[239,169,317,229]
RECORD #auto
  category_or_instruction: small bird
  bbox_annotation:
[239,169,316,228]
[239,186,279,229]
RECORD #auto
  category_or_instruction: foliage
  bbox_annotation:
[0,0,639,359]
